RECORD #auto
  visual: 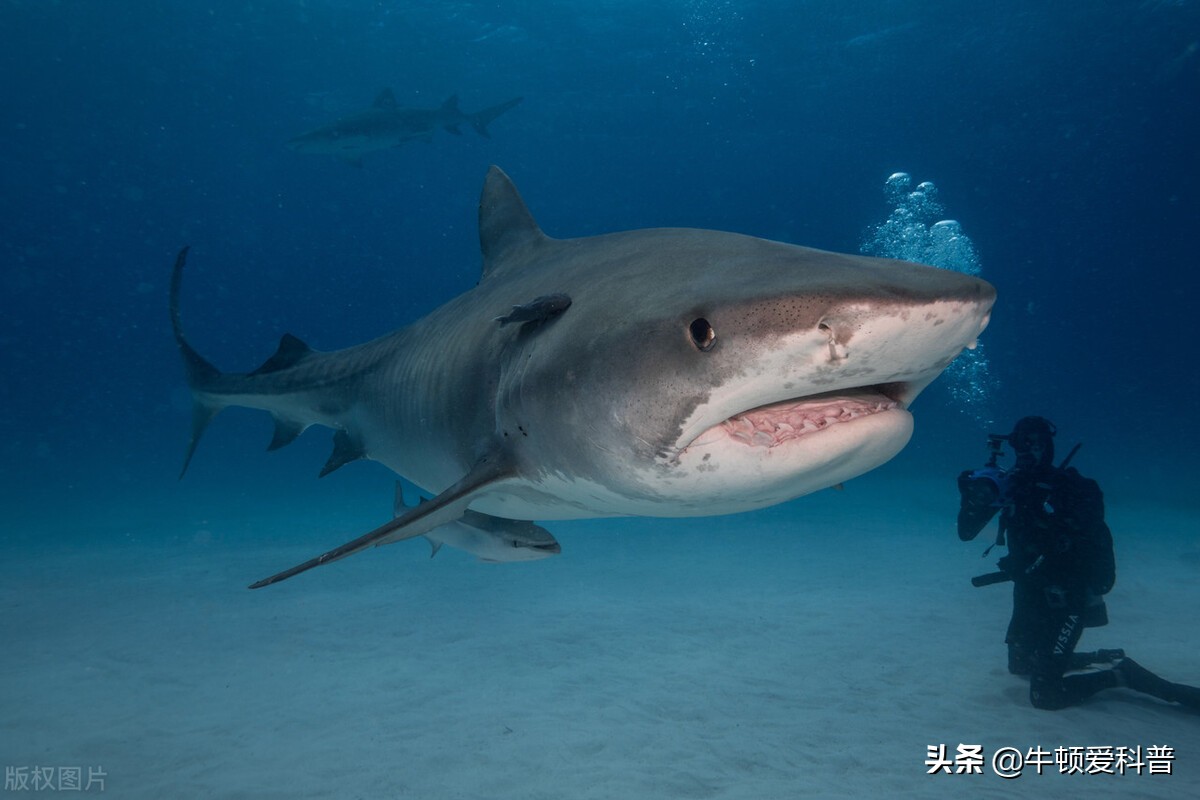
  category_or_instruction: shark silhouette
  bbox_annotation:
[287,90,522,165]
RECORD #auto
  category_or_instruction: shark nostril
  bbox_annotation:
[818,319,849,362]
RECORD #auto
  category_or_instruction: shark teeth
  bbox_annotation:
[720,392,899,448]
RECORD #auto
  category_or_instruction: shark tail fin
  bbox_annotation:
[470,96,523,138]
[170,247,228,479]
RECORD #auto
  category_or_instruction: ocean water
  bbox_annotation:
[2,2,1199,797]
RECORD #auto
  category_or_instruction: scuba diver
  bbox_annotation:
[957,416,1200,711]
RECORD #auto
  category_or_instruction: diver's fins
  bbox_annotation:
[1116,658,1200,711]
[248,453,515,588]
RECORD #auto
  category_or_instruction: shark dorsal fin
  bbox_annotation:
[479,166,548,280]
[373,89,398,110]
[441,94,460,113]
[250,333,314,376]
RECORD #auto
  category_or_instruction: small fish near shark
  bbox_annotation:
[493,293,572,328]
[170,167,996,589]
[287,89,522,165]
[394,485,561,563]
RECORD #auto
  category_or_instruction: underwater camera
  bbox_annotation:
[956,433,1011,541]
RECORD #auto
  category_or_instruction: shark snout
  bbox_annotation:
[804,282,994,401]
[817,269,994,349]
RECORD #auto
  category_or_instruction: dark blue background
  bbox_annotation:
[3,1,1197,526]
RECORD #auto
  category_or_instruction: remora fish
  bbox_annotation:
[169,167,995,588]
[394,485,561,563]
[287,89,522,164]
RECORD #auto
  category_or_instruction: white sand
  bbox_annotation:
[3,472,1198,798]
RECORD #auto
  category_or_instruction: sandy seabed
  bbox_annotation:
[3,475,1198,799]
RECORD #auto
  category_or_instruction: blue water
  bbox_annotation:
[3,2,1199,796]
[3,1,1198,515]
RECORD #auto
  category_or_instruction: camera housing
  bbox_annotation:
[956,433,1012,540]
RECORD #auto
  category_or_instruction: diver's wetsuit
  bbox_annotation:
[997,462,1118,709]
[959,416,1200,712]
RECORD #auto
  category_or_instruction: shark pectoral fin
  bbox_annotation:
[426,538,443,559]
[443,124,463,136]
[248,453,516,589]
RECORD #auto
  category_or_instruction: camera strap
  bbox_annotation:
[982,512,1009,557]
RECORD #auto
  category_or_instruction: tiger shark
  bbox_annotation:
[287,89,522,164]
[170,167,995,588]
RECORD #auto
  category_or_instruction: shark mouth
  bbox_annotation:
[685,386,904,453]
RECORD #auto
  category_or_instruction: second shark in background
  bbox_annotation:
[288,89,523,165]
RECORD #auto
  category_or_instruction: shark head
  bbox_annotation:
[479,169,995,518]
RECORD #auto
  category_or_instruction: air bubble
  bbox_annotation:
[861,172,996,424]
[885,172,912,204]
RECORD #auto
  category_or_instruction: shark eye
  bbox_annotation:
[689,318,717,351]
